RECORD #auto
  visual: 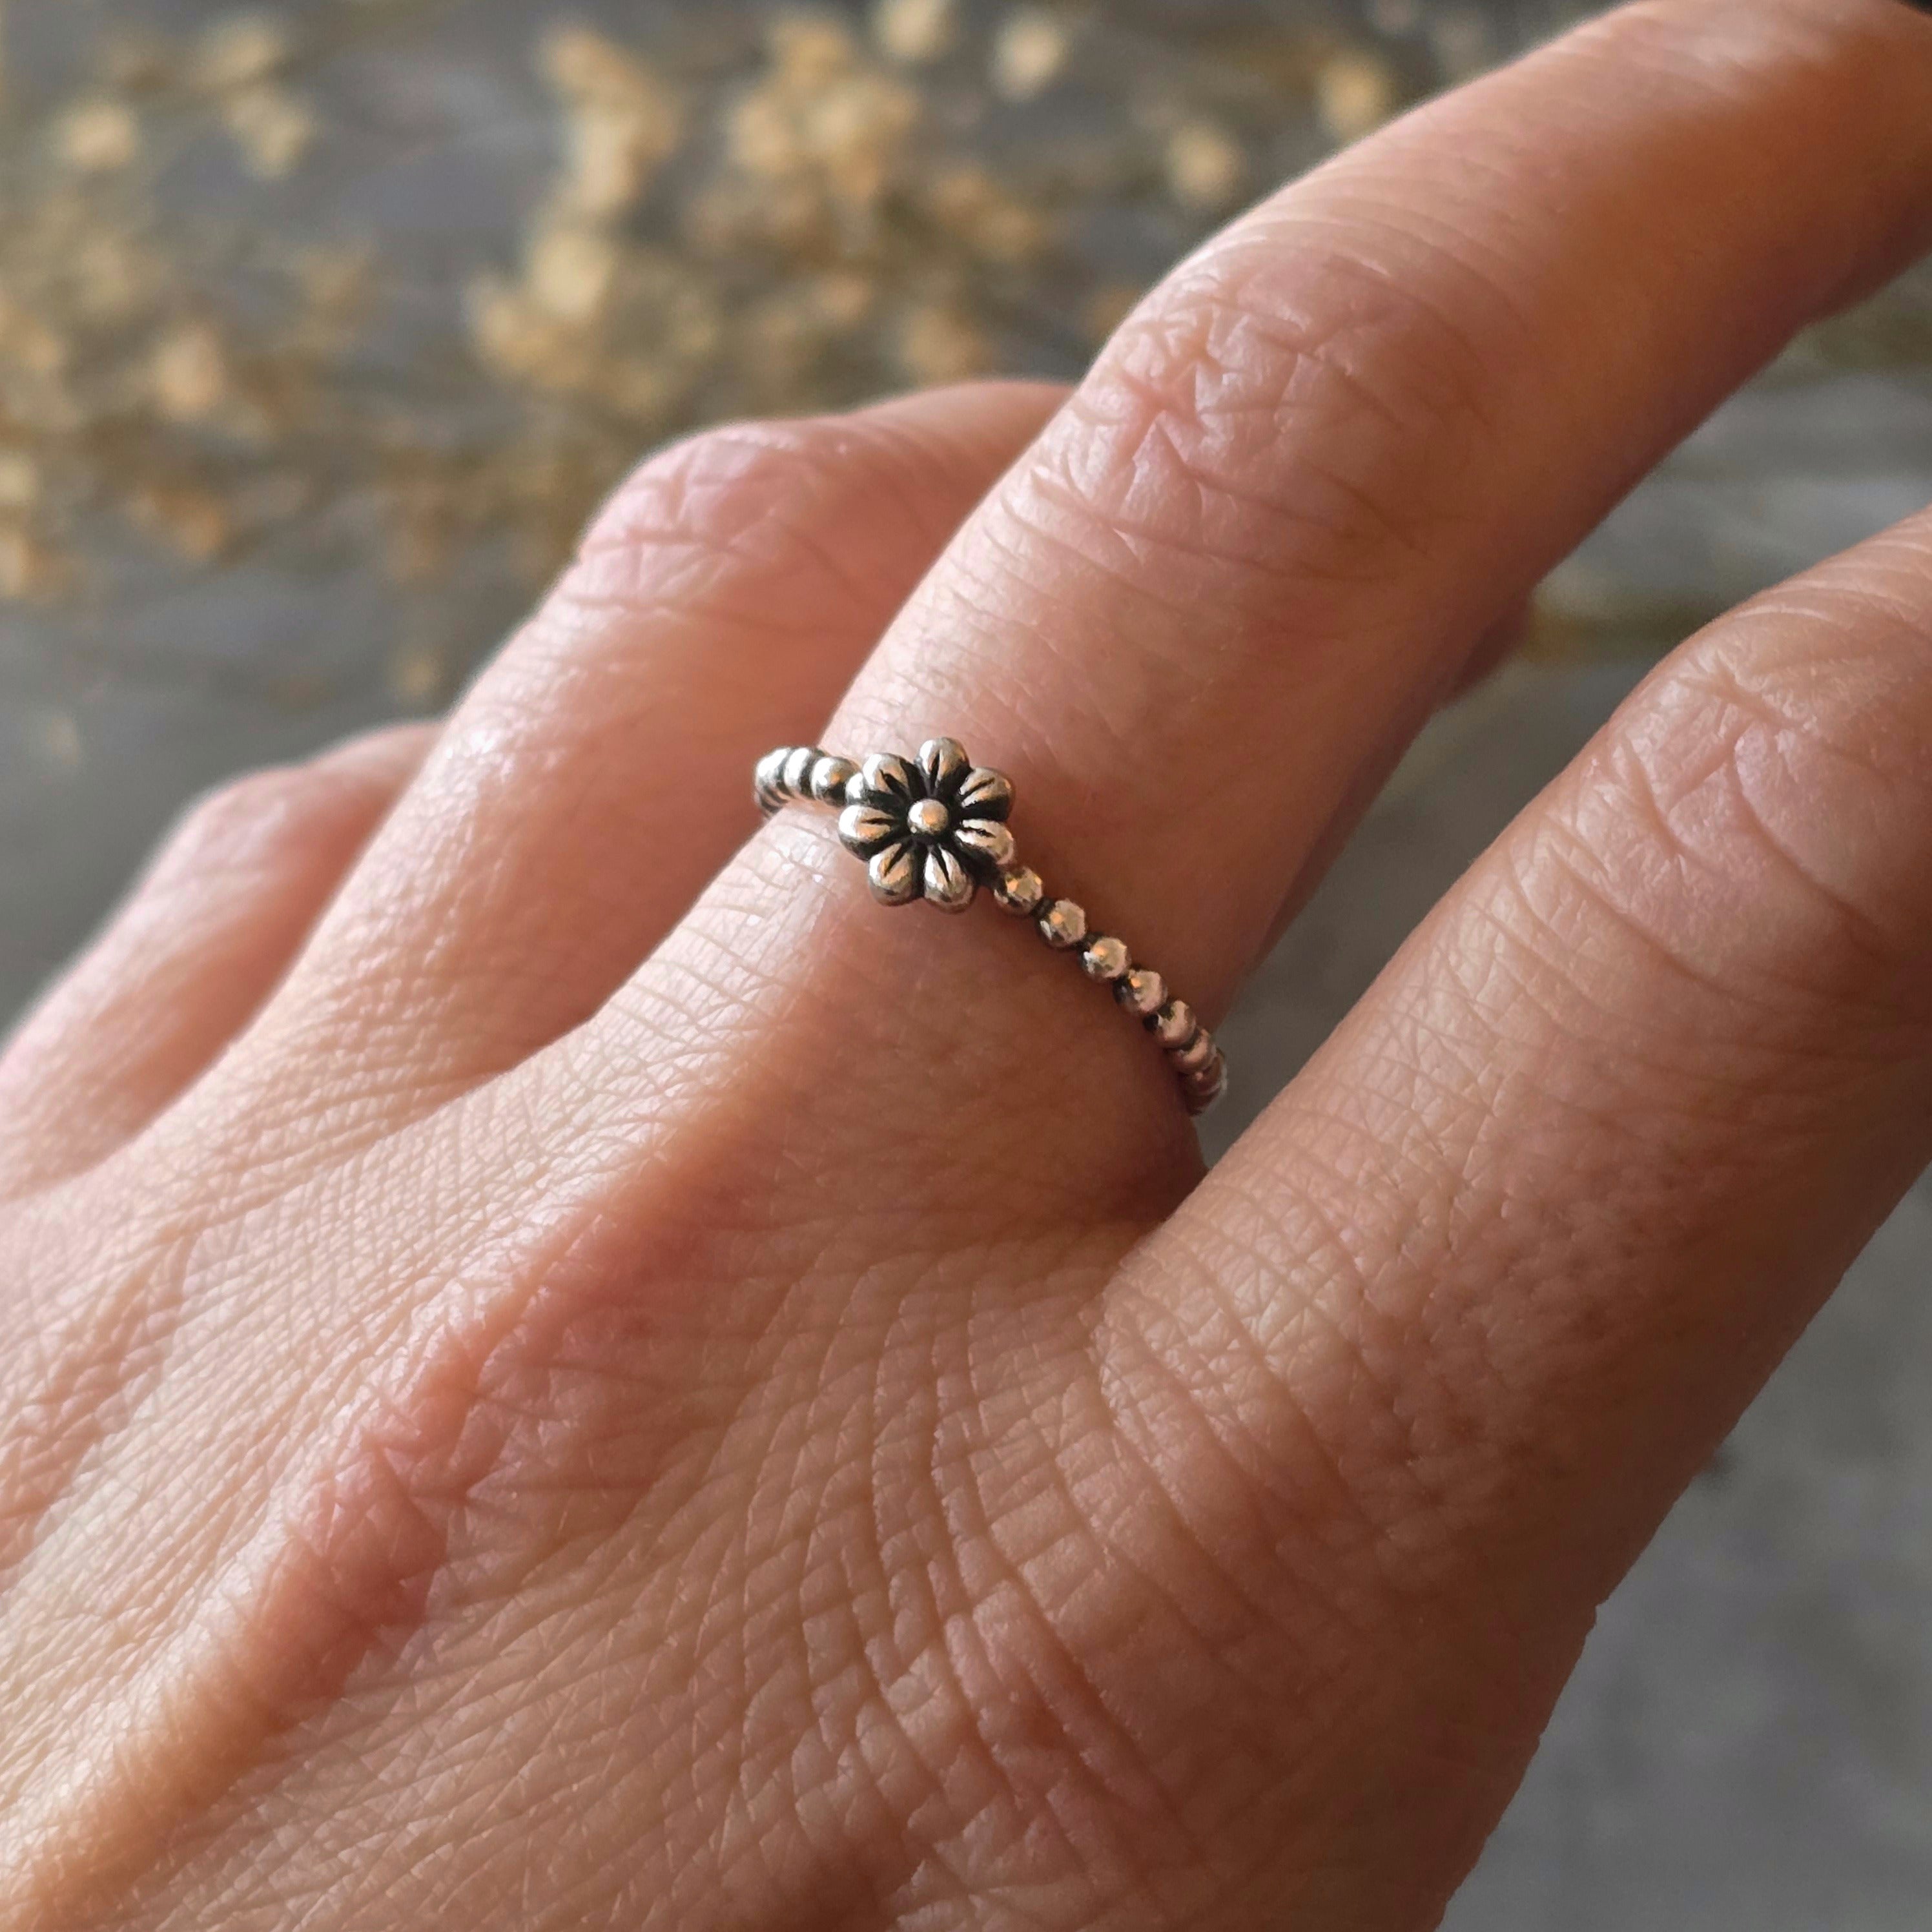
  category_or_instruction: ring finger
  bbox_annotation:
[642,0,1932,1220]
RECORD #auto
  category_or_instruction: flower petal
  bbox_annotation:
[921,843,976,912]
[918,737,969,798]
[952,818,1016,874]
[954,766,1013,822]
[867,841,921,906]
[858,753,916,806]
[839,802,903,858]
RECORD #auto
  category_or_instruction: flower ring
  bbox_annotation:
[834,737,1017,912]
[754,735,1228,1113]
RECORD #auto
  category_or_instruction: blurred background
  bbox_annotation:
[1,0,1930,1921]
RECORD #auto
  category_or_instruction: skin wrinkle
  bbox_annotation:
[930,1413,1177,1848]
[10,1441,447,1918]
[878,1293,1099,1902]
[575,396,1056,567]
[238,1298,726,1917]
[1392,905,1800,1206]
[564,441,912,633]
[1759,548,1932,640]
[1494,820,1778,1021]
[686,841,1173,1185]
[1095,1298,1466,1741]
[904,1259,1206,1909]
[1629,709,1903,969]
[1280,191,1554,380]
[872,1577,1074,1906]
[1120,1249,1448,1610]
[663,838,1200,1206]
[727,1376,881,1917]
[993,460,1238,617]
[1058,269,1478,584]
[1022,407,1415,601]
[865,214,1552,810]
[1087,1308,1404,1674]
[1547,732,1930,1031]
[796,1267,1113,1917]
[1229,234,1510,449]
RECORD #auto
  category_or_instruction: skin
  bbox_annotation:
[3,0,1932,1923]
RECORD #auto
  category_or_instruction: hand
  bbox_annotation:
[6,2,1932,1924]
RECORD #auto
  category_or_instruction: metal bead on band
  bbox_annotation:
[755,736,1228,1116]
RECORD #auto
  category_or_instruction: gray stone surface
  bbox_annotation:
[3,1,1931,1921]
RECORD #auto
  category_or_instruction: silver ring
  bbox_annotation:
[755,737,1227,1116]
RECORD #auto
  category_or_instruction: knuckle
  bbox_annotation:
[564,422,867,635]
[172,766,307,850]
[162,761,374,881]
[1022,228,1508,595]
[562,401,1005,631]
[582,417,856,564]
[1518,562,1932,1028]
[1665,593,1932,929]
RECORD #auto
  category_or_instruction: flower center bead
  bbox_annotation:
[907,797,951,838]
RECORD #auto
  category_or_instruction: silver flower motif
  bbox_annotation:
[836,737,1017,911]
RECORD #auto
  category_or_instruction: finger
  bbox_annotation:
[677,0,1932,1200]
[0,725,432,1199]
[225,382,1063,1153]
[1122,504,1932,1925]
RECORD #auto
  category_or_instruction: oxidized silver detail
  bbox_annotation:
[756,738,1227,1115]
[1151,999,1198,1049]
[1115,967,1167,1018]
[992,867,1045,916]
[1038,899,1088,950]
[810,755,859,805]
[1081,936,1132,983]
[1169,1029,1217,1075]
[834,736,1016,912]
[782,745,819,797]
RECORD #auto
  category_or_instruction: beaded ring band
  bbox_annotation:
[755,736,1227,1116]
